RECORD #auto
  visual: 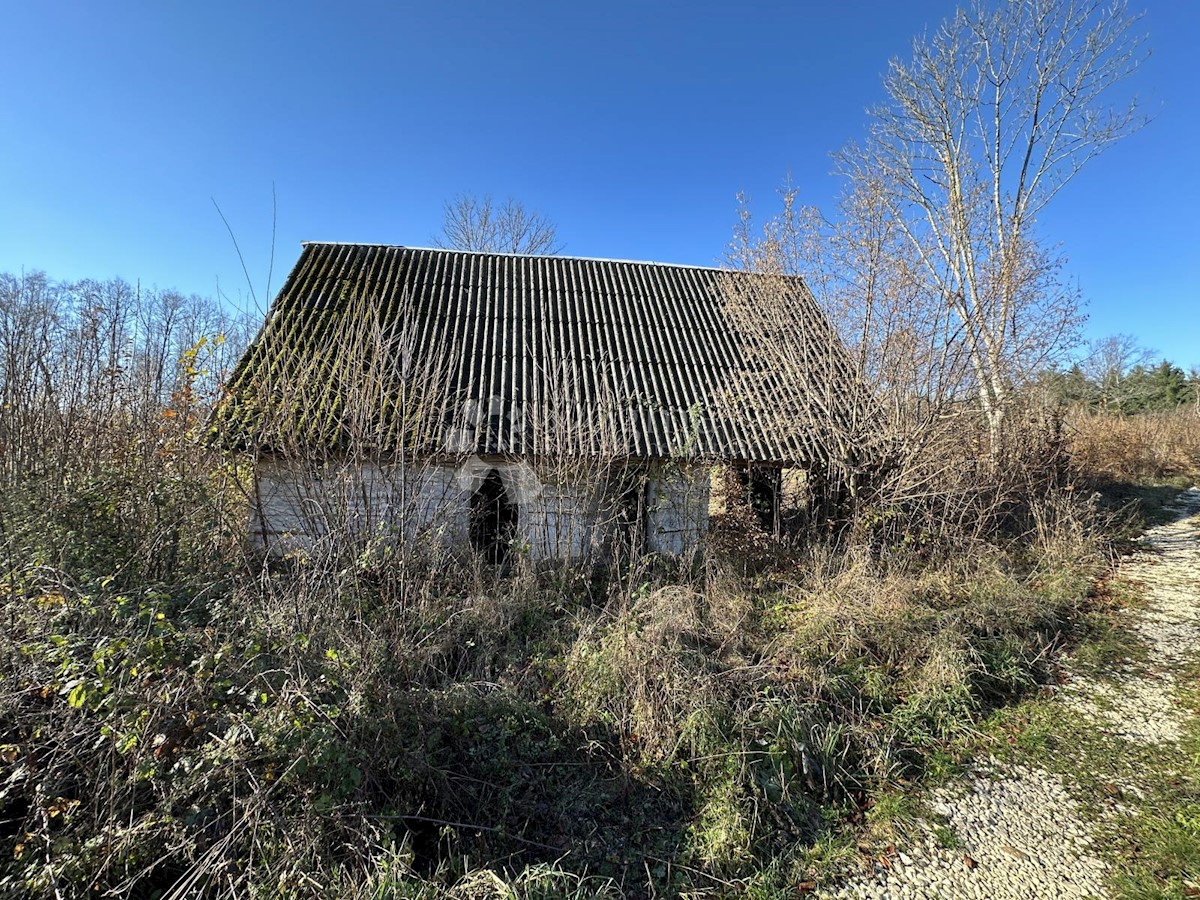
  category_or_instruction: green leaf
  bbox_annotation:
[67,683,87,709]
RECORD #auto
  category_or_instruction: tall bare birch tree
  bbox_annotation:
[846,0,1146,451]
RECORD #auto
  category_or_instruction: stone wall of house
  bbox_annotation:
[519,474,627,561]
[251,456,710,560]
[251,458,466,555]
[646,464,711,556]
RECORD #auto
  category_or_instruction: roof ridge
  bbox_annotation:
[299,241,746,273]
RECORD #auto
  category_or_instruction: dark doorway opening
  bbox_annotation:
[613,471,648,559]
[469,469,519,565]
[735,466,781,534]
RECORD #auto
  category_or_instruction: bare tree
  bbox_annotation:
[1080,333,1157,411]
[731,180,974,415]
[843,0,1146,451]
[435,193,562,255]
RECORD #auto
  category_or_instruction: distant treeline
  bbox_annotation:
[0,269,252,406]
[1044,358,1198,414]
[0,269,253,480]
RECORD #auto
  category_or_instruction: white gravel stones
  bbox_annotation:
[1061,489,1200,745]
[1124,491,1200,671]
[821,489,1200,900]
[819,765,1107,900]
[1061,675,1186,743]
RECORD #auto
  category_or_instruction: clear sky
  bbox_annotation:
[1,1,1196,368]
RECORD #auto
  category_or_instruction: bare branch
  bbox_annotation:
[434,193,563,255]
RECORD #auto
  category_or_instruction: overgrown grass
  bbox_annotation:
[0,460,1116,897]
[10,389,1182,896]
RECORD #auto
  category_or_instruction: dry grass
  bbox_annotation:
[559,505,1107,879]
[1068,407,1200,483]
[0,449,1111,897]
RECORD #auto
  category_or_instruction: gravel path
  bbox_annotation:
[820,488,1200,900]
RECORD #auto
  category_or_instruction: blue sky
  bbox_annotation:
[1,1,1196,368]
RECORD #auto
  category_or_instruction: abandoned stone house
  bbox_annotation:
[217,242,860,562]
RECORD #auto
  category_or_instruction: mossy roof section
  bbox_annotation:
[215,242,862,466]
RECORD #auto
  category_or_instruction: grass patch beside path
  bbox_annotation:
[808,481,1200,898]
[1,480,1176,896]
[1095,478,1195,535]
[0,496,1112,898]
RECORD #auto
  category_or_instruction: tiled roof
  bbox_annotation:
[217,242,861,466]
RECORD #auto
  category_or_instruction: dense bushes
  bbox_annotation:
[0,538,687,896]
[0,449,1111,897]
